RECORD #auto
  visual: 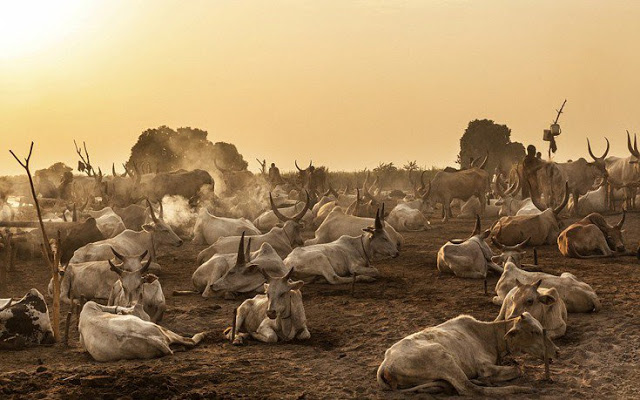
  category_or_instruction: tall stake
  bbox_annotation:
[10,142,61,342]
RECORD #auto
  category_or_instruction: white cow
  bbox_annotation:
[376,312,558,395]
[386,203,430,232]
[305,206,404,249]
[192,208,261,245]
[79,301,205,361]
[437,216,502,279]
[70,200,182,263]
[496,279,567,339]
[252,193,312,232]
[224,269,310,345]
[492,257,601,313]
[86,207,126,238]
[285,210,399,284]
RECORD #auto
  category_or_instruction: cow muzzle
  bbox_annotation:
[267,310,277,320]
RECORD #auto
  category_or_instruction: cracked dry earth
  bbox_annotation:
[1,213,639,399]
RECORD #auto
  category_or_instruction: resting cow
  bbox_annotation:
[224,269,310,345]
[0,289,55,349]
[491,182,569,246]
[284,209,398,284]
[492,257,601,313]
[385,203,430,232]
[79,301,205,361]
[558,211,627,258]
[495,279,567,339]
[376,312,558,395]
[192,208,261,245]
[437,216,502,279]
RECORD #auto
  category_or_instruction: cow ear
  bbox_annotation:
[538,293,556,305]
[362,227,374,234]
[142,223,155,231]
[288,280,304,291]
[263,283,269,292]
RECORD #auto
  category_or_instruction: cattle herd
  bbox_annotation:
[1,134,639,396]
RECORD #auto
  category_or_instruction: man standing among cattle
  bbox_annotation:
[268,163,283,188]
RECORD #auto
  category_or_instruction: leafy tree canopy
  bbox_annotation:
[457,119,525,173]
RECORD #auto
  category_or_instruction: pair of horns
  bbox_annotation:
[587,138,610,161]
[627,131,639,158]
[146,199,163,222]
[295,160,312,172]
[269,191,310,223]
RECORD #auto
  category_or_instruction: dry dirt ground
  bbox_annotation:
[1,213,639,399]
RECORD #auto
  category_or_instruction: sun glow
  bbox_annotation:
[0,1,90,60]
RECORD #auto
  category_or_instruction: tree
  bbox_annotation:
[127,126,248,173]
[403,160,418,172]
[457,119,525,173]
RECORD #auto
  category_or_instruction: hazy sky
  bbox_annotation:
[2,1,640,175]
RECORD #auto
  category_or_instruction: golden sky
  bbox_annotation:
[2,1,640,175]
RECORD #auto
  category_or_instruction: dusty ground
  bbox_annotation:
[1,213,639,399]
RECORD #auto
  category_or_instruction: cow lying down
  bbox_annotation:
[190,235,287,297]
[492,258,601,313]
[79,301,205,361]
[377,312,558,395]
[1,289,55,349]
[284,210,399,284]
[225,269,310,345]
[437,216,502,279]
[495,279,568,339]
[558,211,628,258]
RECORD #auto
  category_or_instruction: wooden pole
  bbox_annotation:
[230,308,237,344]
[533,248,538,265]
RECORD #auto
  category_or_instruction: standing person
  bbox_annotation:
[268,163,283,187]
[522,145,546,200]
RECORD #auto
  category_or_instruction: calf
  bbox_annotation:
[377,312,558,395]
[0,289,55,349]
[224,268,310,345]
[285,210,398,284]
[496,279,567,339]
[107,255,166,323]
[79,301,205,361]
[492,258,600,313]
[437,216,502,279]
[558,211,627,258]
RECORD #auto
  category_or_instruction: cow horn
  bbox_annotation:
[138,250,149,261]
[108,259,124,275]
[72,203,78,222]
[292,191,311,222]
[112,163,117,177]
[478,153,489,170]
[508,171,521,196]
[419,171,427,193]
[588,137,610,161]
[421,180,431,201]
[236,232,246,265]
[270,193,293,222]
[110,246,125,261]
[491,236,506,250]
[553,182,570,215]
[494,172,506,198]
[284,267,295,281]
[294,160,304,172]
[140,257,152,274]
[515,237,531,249]
[627,131,640,157]
[245,237,252,262]
[146,199,158,222]
[159,201,164,219]
[374,209,383,230]
[615,209,626,229]
[471,215,481,236]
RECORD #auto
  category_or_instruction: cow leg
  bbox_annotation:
[313,259,357,284]
[351,264,380,279]
[251,320,278,343]
[296,327,311,340]
[163,327,205,349]
[476,364,521,385]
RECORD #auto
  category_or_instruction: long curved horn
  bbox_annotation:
[514,237,531,250]
[588,138,610,161]
[269,193,291,222]
[138,250,149,260]
[139,256,152,275]
[421,180,431,201]
[507,171,521,196]
[292,191,311,222]
[158,201,164,219]
[478,153,489,170]
[110,246,125,261]
[146,199,158,222]
[627,131,640,157]
[494,172,506,198]
[471,215,481,236]
[294,160,303,172]
[491,236,506,250]
[615,209,626,229]
[236,232,246,265]
[553,182,570,215]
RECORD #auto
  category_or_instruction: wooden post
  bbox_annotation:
[542,328,551,381]
[483,278,488,295]
[10,143,61,342]
[533,248,538,265]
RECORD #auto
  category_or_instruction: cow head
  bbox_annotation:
[363,206,399,260]
[589,211,627,252]
[108,248,153,305]
[504,312,559,361]
[491,236,530,266]
[494,171,521,217]
[587,137,610,179]
[209,234,265,294]
[449,215,491,245]
[263,268,304,320]
[270,191,310,246]
[143,199,183,247]
[505,279,557,321]
[531,181,569,221]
